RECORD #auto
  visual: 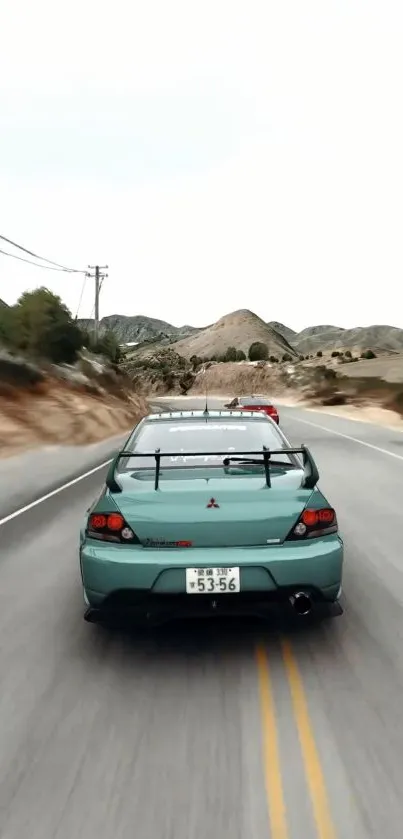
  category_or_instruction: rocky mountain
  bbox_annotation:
[77,314,198,345]
[80,310,403,359]
[267,321,297,343]
[292,324,403,354]
[169,309,299,359]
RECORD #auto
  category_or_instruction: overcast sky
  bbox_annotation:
[1,0,403,331]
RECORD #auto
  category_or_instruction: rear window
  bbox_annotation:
[118,418,291,470]
[239,397,272,406]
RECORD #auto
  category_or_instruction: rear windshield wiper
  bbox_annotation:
[223,457,297,469]
[222,455,298,488]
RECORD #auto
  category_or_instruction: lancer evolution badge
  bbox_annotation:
[207,498,219,508]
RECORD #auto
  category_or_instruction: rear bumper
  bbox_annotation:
[80,535,343,614]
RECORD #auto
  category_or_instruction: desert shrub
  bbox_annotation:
[282,353,293,362]
[387,390,403,417]
[331,350,340,357]
[235,349,246,361]
[345,350,352,358]
[316,350,323,357]
[0,355,44,387]
[90,329,122,364]
[223,346,237,362]
[179,371,195,394]
[321,393,347,406]
[162,367,176,390]
[269,356,279,363]
[248,342,269,361]
[190,355,203,370]
[361,349,376,359]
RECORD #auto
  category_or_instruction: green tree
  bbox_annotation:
[248,341,269,361]
[13,288,83,364]
[0,305,16,349]
[235,349,246,361]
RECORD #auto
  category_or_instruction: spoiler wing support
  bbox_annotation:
[105,445,319,492]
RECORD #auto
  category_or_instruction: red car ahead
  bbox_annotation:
[224,395,279,424]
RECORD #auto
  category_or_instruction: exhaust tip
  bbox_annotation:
[84,607,101,623]
[289,591,313,616]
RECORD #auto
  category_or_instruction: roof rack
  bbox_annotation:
[105,445,319,493]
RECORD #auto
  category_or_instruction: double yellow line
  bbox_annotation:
[256,640,337,839]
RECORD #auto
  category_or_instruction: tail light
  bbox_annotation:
[285,507,338,541]
[87,512,140,544]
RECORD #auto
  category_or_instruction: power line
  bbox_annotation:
[74,274,89,320]
[0,247,81,272]
[0,234,84,273]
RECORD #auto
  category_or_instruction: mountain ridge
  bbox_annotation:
[75,310,403,355]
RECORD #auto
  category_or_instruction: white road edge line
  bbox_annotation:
[0,458,113,528]
[288,415,403,462]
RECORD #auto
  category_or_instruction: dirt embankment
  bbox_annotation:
[190,362,291,399]
[0,354,148,459]
[188,360,403,428]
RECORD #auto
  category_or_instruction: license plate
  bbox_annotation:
[185,567,240,594]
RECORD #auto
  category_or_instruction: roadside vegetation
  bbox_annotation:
[0,287,122,366]
[0,288,147,458]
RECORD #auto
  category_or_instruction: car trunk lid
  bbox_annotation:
[113,469,312,548]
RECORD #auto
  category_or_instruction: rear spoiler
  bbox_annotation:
[105,445,319,493]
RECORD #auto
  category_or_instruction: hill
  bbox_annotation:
[292,324,403,354]
[77,314,198,345]
[267,321,297,343]
[78,310,403,359]
[169,309,299,359]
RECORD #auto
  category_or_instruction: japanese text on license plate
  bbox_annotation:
[185,567,240,594]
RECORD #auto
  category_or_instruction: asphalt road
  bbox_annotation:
[1,397,403,838]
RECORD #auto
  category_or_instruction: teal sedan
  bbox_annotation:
[79,409,344,624]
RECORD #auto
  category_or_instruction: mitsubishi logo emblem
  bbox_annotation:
[207,497,219,508]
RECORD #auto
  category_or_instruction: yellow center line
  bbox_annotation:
[281,639,337,839]
[255,644,288,839]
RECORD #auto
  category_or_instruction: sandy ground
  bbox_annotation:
[263,395,403,432]
[0,384,148,459]
[190,360,403,432]
[160,390,403,434]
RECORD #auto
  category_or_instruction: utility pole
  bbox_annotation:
[87,265,108,341]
